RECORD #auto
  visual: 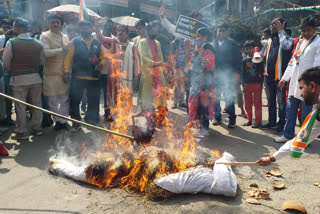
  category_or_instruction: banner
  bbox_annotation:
[175,15,209,41]
[263,5,320,14]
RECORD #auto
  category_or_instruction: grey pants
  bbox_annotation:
[12,84,42,133]
[48,95,69,124]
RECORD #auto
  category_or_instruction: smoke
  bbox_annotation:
[48,130,107,167]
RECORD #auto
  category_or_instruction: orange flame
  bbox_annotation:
[84,42,220,193]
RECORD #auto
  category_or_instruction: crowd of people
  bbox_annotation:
[0,7,319,162]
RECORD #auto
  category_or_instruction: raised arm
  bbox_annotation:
[94,28,116,48]
[159,4,177,37]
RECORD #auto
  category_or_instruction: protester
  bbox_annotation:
[40,15,72,131]
[132,20,147,47]
[261,28,271,47]
[137,21,167,125]
[170,38,191,109]
[213,24,242,128]
[64,21,106,130]
[0,20,14,127]
[274,17,320,143]
[30,20,42,39]
[257,67,320,166]
[159,6,201,111]
[262,17,294,133]
[132,20,146,90]
[95,24,137,110]
[98,20,114,122]
[241,41,264,128]
[3,17,43,140]
[31,19,53,129]
[187,28,215,135]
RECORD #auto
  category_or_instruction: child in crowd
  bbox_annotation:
[241,41,264,128]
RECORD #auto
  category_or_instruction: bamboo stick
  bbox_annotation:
[0,93,134,140]
[215,162,260,166]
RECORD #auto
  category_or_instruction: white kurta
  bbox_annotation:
[40,30,70,96]
[281,35,320,100]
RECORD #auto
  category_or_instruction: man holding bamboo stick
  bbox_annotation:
[257,67,320,166]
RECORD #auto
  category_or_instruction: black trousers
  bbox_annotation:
[70,78,100,124]
[198,101,209,131]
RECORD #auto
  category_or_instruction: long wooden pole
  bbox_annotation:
[215,162,259,166]
[0,93,134,140]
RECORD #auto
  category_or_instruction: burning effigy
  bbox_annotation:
[49,78,236,200]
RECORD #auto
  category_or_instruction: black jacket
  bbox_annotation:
[213,38,242,75]
[241,57,264,84]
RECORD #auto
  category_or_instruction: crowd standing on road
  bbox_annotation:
[0,7,320,162]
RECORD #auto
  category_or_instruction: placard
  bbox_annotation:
[175,15,209,41]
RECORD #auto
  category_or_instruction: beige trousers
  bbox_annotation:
[12,84,42,133]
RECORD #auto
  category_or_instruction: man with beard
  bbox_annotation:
[64,21,106,131]
[274,17,320,143]
[95,24,137,112]
[137,21,167,126]
[3,17,43,140]
[257,67,320,166]
[262,18,294,133]
[40,15,72,130]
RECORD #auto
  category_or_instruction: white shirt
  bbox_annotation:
[218,40,224,47]
[3,33,43,86]
[0,34,5,49]
[281,35,320,100]
[160,16,178,38]
[273,104,320,160]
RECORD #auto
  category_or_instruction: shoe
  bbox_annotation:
[213,118,222,126]
[238,112,247,118]
[228,121,236,129]
[242,121,252,126]
[252,123,261,129]
[261,123,276,129]
[274,135,291,143]
[54,122,64,131]
[72,124,81,132]
[0,142,8,156]
[11,133,29,140]
[275,125,284,133]
[179,103,188,108]
[42,117,53,128]
[200,129,209,136]
[32,129,43,136]
[62,123,71,130]
[172,104,178,109]
[104,114,114,123]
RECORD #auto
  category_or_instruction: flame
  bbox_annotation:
[84,42,220,193]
